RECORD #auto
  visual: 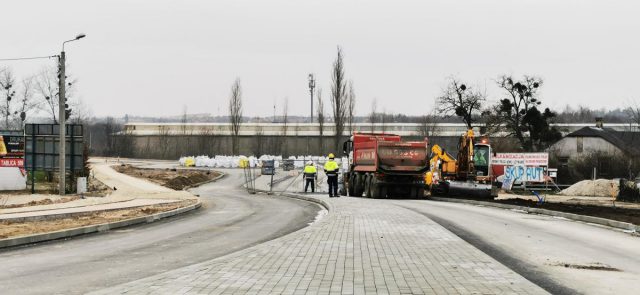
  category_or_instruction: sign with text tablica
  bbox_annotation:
[0,134,26,190]
[490,153,549,167]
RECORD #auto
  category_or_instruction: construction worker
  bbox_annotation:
[324,153,340,197]
[303,161,317,193]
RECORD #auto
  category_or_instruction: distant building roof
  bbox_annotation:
[567,127,640,156]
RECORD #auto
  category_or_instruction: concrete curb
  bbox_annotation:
[430,197,640,232]
[254,189,332,213]
[279,192,333,213]
[0,200,202,249]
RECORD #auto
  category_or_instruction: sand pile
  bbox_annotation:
[560,179,619,197]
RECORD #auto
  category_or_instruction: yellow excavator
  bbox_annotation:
[425,129,493,195]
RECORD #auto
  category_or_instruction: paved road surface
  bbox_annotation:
[0,169,320,295]
[4,161,638,295]
[90,177,547,295]
[396,199,640,295]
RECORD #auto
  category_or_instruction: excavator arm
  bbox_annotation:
[430,144,457,174]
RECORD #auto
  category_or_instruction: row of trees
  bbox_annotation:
[433,75,562,152]
[215,45,635,156]
[223,46,563,153]
[0,65,86,130]
[227,46,357,153]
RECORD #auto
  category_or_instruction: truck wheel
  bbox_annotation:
[354,174,364,197]
[370,177,379,198]
[347,173,355,196]
[370,177,385,199]
[364,174,372,198]
[380,186,387,199]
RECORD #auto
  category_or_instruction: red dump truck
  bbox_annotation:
[342,133,429,198]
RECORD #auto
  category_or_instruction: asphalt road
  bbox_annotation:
[0,170,321,295]
[395,199,640,295]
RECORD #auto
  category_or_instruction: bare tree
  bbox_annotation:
[369,98,378,132]
[181,105,188,134]
[490,75,561,151]
[436,77,484,129]
[197,126,212,155]
[35,65,76,124]
[346,80,356,135]
[158,125,171,159]
[228,78,243,155]
[0,69,40,129]
[15,76,39,127]
[0,69,17,129]
[253,126,264,157]
[625,100,640,130]
[330,46,348,151]
[281,97,289,155]
[103,117,118,156]
[317,88,325,137]
[418,109,440,138]
[380,108,388,133]
[69,97,92,124]
[281,97,289,136]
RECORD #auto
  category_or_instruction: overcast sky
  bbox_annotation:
[1,0,638,118]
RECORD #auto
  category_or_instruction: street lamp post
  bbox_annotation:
[308,74,315,123]
[58,33,85,195]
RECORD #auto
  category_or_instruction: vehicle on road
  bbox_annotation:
[342,132,429,198]
[425,129,495,196]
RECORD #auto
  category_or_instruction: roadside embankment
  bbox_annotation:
[0,159,210,248]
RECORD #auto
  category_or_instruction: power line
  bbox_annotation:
[0,55,57,62]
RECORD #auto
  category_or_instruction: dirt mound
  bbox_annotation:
[560,179,619,197]
[165,176,190,190]
[115,164,220,190]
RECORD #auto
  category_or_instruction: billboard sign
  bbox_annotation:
[0,133,26,190]
[491,153,548,166]
[504,165,545,183]
[0,135,24,157]
[24,124,84,171]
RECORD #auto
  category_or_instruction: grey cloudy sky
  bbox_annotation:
[1,0,638,118]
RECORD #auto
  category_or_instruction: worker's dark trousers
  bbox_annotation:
[305,178,315,193]
[327,175,338,196]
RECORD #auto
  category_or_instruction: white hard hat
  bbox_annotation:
[306,161,313,165]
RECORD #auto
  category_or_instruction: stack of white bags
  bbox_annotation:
[179,155,348,169]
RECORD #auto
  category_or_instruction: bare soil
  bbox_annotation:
[560,179,619,197]
[0,200,196,239]
[0,196,80,209]
[0,177,111,209]
[113,164,221,190]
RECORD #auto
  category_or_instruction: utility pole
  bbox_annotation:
[59,33,86,195]
[58,51,66,195]
[308,74,315,123]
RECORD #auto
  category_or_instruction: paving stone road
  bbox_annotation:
[91,194,547,295]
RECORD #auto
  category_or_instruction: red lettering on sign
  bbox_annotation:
[0,158,24,167]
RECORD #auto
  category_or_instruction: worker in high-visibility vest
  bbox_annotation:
[324,153,340,197]
[303,161,317,193]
